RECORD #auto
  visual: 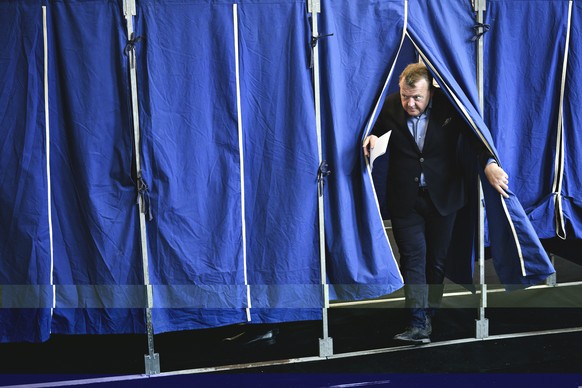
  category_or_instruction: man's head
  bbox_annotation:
[398,63,434,117]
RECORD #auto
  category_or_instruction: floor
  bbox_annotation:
[0,255,581,387]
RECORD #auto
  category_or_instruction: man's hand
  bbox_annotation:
[362,135,378,158]
[484,162,510,198]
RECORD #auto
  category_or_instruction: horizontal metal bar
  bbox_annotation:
[18,326,582,388]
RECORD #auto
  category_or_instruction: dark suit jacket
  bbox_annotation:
[372,88,492,218]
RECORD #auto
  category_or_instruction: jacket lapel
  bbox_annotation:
[423,92,452,151]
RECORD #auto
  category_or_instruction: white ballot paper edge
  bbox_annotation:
[369,132,391,170]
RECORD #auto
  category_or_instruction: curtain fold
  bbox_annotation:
[47,0,145,335]
[320,0,406,300]
[484,0,571,240]
[560,2,582,240]
[0,0,52,343]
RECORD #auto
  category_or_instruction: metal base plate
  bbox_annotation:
[144,353,160,375]
[319,337,333,357]
[475,318,489,339]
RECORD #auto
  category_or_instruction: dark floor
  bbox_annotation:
[0,255,581,387]
[1,304,581,387]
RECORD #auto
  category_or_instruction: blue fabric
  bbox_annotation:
[320,0,405,300]
[46,0,146,335]
[238,2,322,323]
[560,2,582,241]
[0,0,52,342]
[137,0,322,332]
[137,0,247,334]
[484,0,571,240]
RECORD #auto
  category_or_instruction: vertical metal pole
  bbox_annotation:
[546,254,557,286]
[309,0,333,357]
[473,0,489,339]
[123,0,160,374]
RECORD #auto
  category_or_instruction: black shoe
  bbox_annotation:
[393,326,431,344]
[425,316,432,336]
[244,328,278,345]
[222,328,279,346]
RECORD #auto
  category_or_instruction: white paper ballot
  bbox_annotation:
[369,132,391,169]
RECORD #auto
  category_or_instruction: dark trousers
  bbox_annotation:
[391,188,457,328]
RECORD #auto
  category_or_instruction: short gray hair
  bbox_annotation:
[399,63,433,88]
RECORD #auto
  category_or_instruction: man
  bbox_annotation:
[363,63,509,344]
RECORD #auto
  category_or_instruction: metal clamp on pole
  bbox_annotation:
[307,0,320,13]
[309,33,334,69]
[472,0,486,12]
[317,160,331,197]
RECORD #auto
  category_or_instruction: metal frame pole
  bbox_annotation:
[308,0,333,357]
[122,0,160,374]
[473,0,489,339]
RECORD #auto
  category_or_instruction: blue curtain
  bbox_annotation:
[47,0,145,335]
[0,0,52,343]
[137,0,322,332]
[237,2,322,323]
[484,0,571,240]
[136,0,248,333]
[560,2,582,239]
[320,0,405,300]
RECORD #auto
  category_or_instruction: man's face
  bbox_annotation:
[399,78,432,117]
